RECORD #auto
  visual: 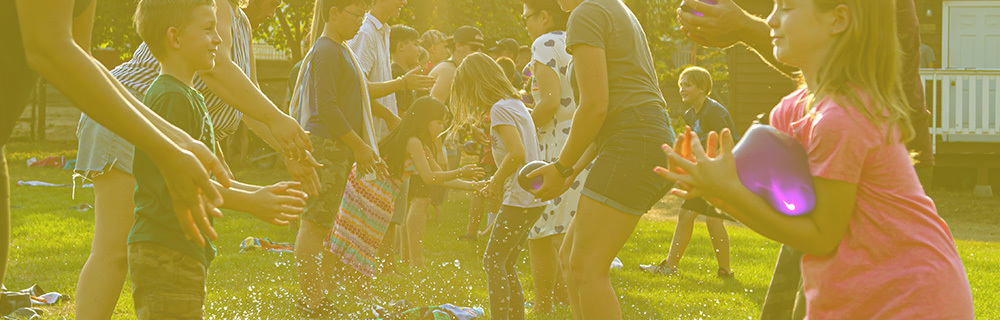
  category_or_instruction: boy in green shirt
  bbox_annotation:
[127,0,307,318]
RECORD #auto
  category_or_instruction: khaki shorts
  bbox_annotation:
[302,135,354,228]
[128,242,207,320]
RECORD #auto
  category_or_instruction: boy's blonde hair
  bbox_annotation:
[449,53,521,130]
[811,0,914,143]
[134,0,217,57]
[679,66,713,95]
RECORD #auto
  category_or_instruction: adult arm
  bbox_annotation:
[367,68,435,99]
[896,0,935,166]
[370,99,401,130]
[349,28,434,100]
[530,45,607,200]
[242,117,323,196]
[19,0,228,246]
[196,0,312,159]
[677,0,797,77]
[429,63,456,102]
[529,61,562,129]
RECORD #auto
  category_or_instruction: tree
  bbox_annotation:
[94,0,728,101]
[93,0,141,60]
[252,0,315,61]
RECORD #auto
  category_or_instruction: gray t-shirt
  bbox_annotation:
[490,98,549,209]
[919,43,935,68]
[566,0,666,116]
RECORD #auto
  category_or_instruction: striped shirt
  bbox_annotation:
[111,5,253,140]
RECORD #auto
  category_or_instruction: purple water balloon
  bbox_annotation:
[732,124,816,216]
[518,161,548,193]
[681,0,718,17]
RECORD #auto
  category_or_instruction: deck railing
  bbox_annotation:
[920,68,1000,152]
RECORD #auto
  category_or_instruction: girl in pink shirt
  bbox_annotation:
[657,0,975,318]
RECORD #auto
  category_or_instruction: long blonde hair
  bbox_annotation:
[810,0,914,143]
[449,52,521,130]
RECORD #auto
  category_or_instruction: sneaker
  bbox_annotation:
[639,261,677,276]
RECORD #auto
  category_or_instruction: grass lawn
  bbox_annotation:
[4,141,998,319]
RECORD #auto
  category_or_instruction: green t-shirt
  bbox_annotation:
[129,74,217,266]
[566,0,666,116]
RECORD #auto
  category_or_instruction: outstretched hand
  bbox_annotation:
[459,164,486,180]
[157,141,228,248]
[655,128,741,202]
[270,115,313,161]
[403,66,436,91]
[676,0,752,48]
[284,151,323,197]
[248,181,307,226]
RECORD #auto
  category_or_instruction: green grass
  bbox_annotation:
[4,141,999,319]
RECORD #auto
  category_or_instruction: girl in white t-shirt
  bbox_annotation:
[451,53,550,320]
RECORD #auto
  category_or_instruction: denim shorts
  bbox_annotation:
[681,197,712,215]
[581,105,675,216]
[75,88,142,179]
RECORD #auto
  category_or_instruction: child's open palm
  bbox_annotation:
[656,128,742,211]
[459,164,486,180]
[248,182,307,226]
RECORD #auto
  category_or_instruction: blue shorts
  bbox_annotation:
[581,105,675,216]
[74,87,142,179]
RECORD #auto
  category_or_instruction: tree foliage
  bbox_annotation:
[93,0,141,60]
[93,0,728,97]
[252,0,315,61]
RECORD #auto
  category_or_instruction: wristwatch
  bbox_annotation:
[553,160,574,178]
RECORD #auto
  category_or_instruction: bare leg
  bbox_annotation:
[664,209,698,269]
[378,224,398,273]
[559,223,582,320]
[561,197,641,320]
[405,197,431,268]
[76,168,136,319]
[0,147,9,285]
[551,234,570,305]
[296,219,336,308]
[705,216,731,273]
[529,233,566,315]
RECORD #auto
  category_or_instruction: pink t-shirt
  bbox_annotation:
[770,89,974,319]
